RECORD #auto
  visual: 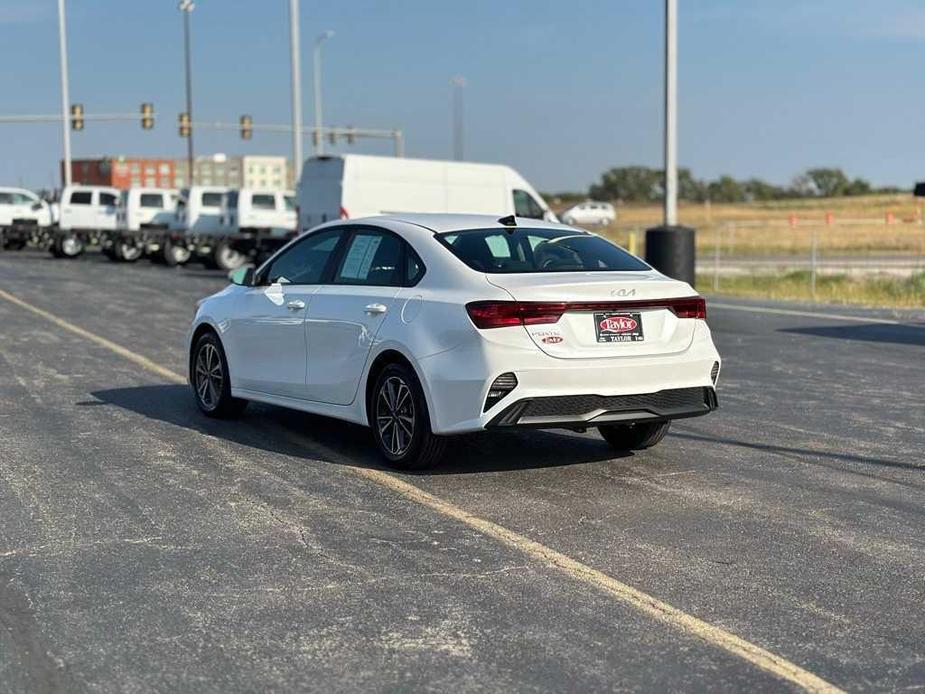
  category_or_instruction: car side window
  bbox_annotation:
[99,192,118,207]
[252,194,276,210]
[333,230,403,287]
[140,193,163,208]
[405,246,426,286]
[262,229,342,285]
[69,191,92,205]
[201,192,223,207]
[512,189,545,220]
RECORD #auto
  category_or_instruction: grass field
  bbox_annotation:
[697,271,925,309]
[556,194,925,257]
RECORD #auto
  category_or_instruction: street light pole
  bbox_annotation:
[288,0,303,180]
[313,30,334,156]
[451,75,466,161]
[645,0,695,285]
[664,0,678,226]
[179,0,195,187]
[56,0,72,187]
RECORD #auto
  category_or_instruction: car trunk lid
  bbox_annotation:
[483,272,701,359]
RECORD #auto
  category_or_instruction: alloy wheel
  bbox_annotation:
[376,376,415,457]
[194,342,224,410]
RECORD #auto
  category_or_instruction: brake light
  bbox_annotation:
[466,302,566,329]
[465,297,706,329]
[339,206,349,219]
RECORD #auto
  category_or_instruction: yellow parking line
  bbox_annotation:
[0,287,186,385]
[0,286,843,693]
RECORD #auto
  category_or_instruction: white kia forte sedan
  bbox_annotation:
[188,214,720,468]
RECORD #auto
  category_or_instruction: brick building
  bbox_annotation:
[67,157,176,189]
[67,154,292,190]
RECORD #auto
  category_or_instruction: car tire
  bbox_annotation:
[190,332,248,419]
[55,234,85,259]
[370,362,446,470]
[163,239,192,267]
[114,240,143,263]
[598,421,671,452]
[213,241,246,272]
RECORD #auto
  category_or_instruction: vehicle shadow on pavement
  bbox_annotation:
[671,429,924,472]
[88,385,623,474]
[779,324,925,347]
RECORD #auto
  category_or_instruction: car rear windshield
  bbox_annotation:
[437,228,650,273]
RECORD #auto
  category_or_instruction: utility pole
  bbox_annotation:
[288,0,303,179]
[56,0,72,186]
[645,0,695,285]
[179,0,195,187]
[451,75,466,161]
[313,30,334,156]
[664,0,677,226]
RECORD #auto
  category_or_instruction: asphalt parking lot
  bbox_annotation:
[0,250,923,693]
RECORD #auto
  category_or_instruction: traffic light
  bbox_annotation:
[240,114,253,140]
[345,127,356,145]
[178,112,191,138]
[328,130,337,146]
[140,103,154,130]
[70,104,84,131]
[312,130,320,148]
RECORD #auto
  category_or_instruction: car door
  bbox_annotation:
[97,191,119,230]
[225,227,345,398]
[306,227,406,405]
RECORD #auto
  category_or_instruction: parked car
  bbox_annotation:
[106,188,180,262]
[0,187,53,250]
[297,154,557,230]
[560,200,616,226]
[188,213,720,469]
[50,185,121,258]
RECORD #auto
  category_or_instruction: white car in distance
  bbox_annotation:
[561,200,616,226]
[188,214,720,468]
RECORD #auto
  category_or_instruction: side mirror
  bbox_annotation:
[229,266,255,287]
[31,202,43,211]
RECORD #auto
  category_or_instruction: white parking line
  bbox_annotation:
[0,286,844,693]
[709,301,923,327]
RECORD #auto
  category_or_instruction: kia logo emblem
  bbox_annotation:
[610,288,637,297]
[599,316,638,333]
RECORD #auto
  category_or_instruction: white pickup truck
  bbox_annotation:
[48,185,121,258]
[104,187,180,262]
[0,187,54,251]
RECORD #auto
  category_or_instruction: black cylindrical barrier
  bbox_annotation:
[645,225,696,286]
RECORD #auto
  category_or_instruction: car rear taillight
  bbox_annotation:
[466,302,566,329]
[465,297,706,329]
[339,206,349,219]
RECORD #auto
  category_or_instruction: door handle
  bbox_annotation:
[286,299,305,310]
[364,303,388,315]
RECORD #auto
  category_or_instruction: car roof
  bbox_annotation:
[349,213,577,234]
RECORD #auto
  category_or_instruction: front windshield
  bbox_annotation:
[437,228,650,273]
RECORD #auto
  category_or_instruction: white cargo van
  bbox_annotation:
[297,154,556,231]
[49,185,121,258]
[0,187,53,251]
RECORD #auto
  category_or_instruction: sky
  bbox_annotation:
[0,0,923,192]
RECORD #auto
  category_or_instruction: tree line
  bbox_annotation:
[576,166,904,203]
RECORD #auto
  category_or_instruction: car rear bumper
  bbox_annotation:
[487,386,717,428]
[416,320,721,434]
